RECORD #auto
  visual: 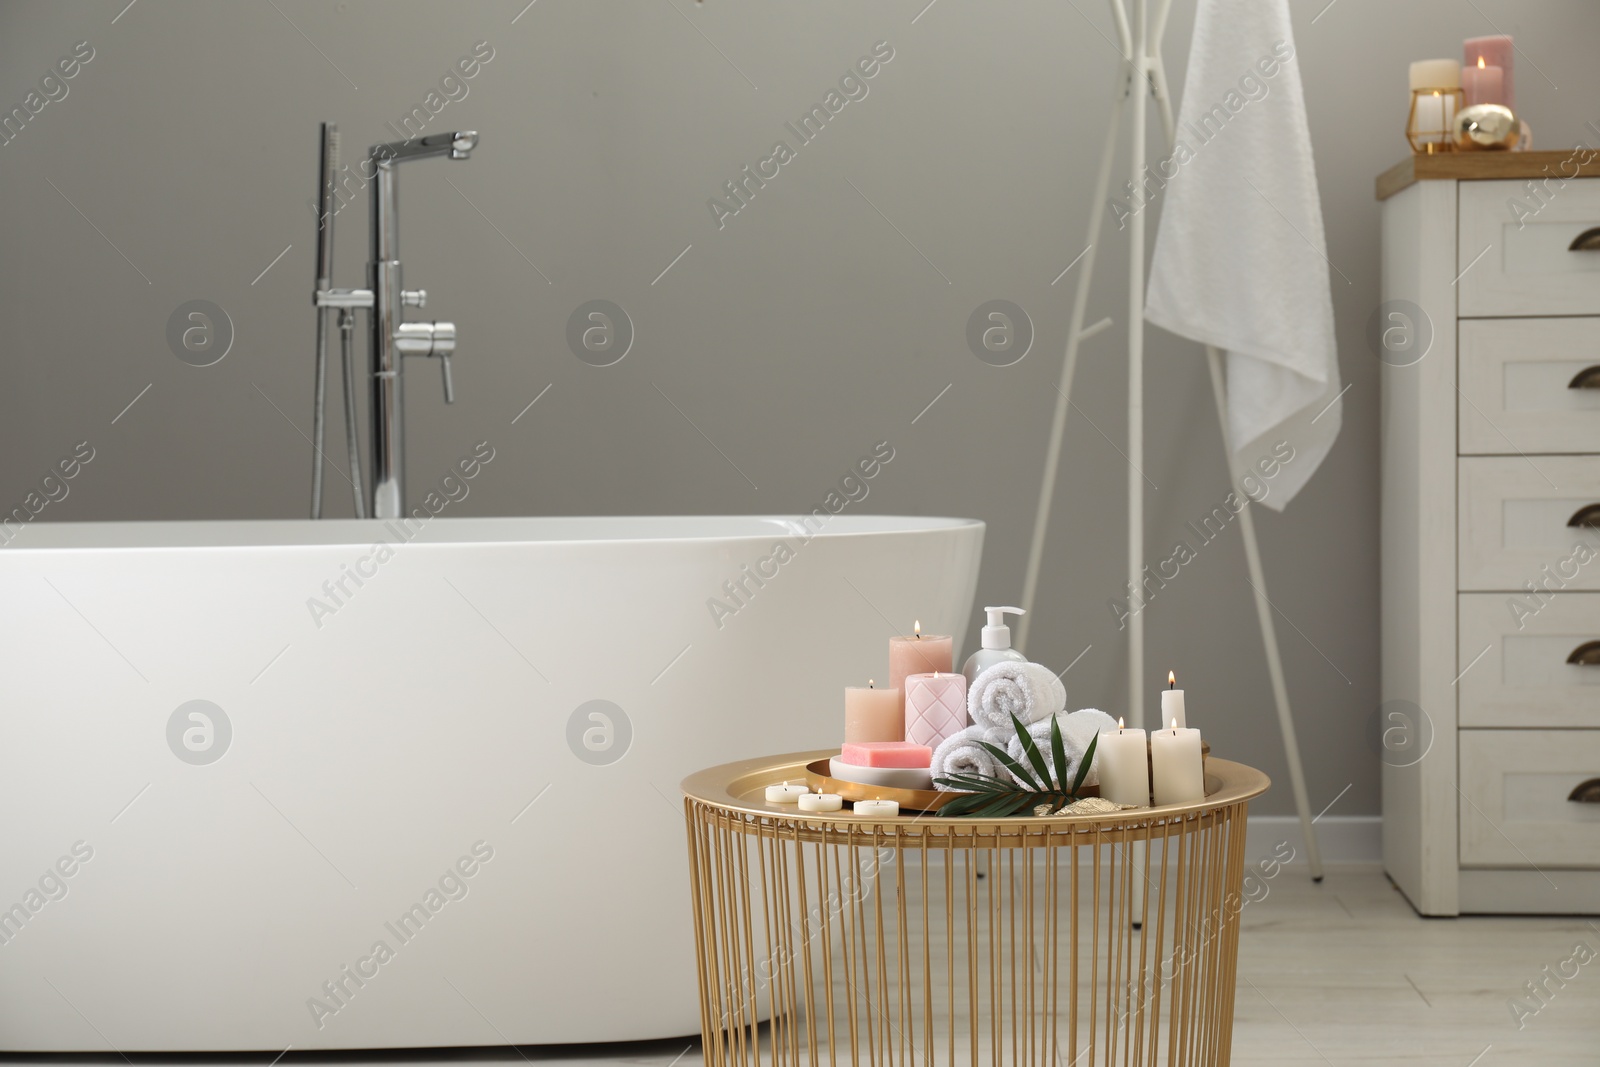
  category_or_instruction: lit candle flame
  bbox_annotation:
[1171,718,1179,733]
[868,679,875,688]
[1117,716,1125,731]
[1478,55,1486,69]
[913,619,921,638]
[1168,670,1176,688]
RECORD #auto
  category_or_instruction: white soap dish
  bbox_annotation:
[828,759,934,791]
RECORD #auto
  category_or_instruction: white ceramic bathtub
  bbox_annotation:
[0,514,982,1051]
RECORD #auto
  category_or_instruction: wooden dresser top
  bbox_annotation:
[1376,149,1600,200]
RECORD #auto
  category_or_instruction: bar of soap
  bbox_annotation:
[840,741,932,768]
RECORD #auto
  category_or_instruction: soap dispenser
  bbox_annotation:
[962,606,1027,685]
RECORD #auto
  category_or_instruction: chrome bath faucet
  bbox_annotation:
[310,124,477,520]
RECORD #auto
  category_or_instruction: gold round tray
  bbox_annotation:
[800,741,1210,813]
[803,758,1099,812]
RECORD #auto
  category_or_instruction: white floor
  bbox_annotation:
[2,864,1594,1065]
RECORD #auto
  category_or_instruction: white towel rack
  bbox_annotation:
[1017,0,1324,881]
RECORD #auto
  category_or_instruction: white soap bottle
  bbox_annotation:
[961,606,1028,685]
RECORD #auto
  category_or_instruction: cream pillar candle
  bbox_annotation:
[1096,718,1150,807]
[766,783,809,803]
[904,671,968,750]
[1160,671,1186,729]
[844,680,902,743]
[852,799,899,817]
[889,621,953,716]
[1408,60,1461,149]
[1150,720,1205,806]
[798,792,843,813]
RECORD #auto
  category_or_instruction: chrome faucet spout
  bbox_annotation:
[370,130,478,164]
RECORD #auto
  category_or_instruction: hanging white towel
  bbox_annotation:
[1144,0,1340,511]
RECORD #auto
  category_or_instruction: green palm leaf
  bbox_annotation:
[933,724,1103,818]
[1071,731,1100,795]
[1012,712,1055,788]
[975,740,1042,791]
[1049,717,1070,791]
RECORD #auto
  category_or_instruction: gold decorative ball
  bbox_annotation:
[1453,104,1519,150]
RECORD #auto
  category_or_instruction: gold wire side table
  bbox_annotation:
[682,751,1270,1066]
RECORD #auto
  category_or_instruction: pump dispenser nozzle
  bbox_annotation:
[963,606,1029,685]
[979,606,1024,650]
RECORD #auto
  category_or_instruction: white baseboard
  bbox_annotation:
[1245,814,1381,867]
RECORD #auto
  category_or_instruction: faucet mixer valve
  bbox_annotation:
[394,321,456,403]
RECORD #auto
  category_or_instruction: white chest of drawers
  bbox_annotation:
[1380,153,1600,915]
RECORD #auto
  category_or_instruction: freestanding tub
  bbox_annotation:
[0,514,982,1051]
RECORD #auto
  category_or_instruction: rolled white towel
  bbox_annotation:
[931,724,1012,789]
[1005,708,1120,789]
[967,660,1067,731]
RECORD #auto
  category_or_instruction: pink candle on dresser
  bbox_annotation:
[1463,35,1513,111]
[1462,56,1504,109]
[844,681,901,743]
[888,620,953,717]
[903,671,968,750]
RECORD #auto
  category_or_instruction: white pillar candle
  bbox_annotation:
[1096,718,1150,807]
[765,783,809,803]
[1160,671,1186,729]
[798,792,843,813]
[1150,720,1205,806]
[852,799,899,817]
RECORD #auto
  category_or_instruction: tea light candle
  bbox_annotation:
[1150,720,1205,806]
[844,680,902,743]
[1096,718,1150,807]
[1160,671,1186,729]
[766,783,809,803]
[889,621,953,715]
[798,792,843,813]
[852,799,899,818]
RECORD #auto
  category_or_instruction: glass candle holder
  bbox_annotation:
[1407,59,1463,154]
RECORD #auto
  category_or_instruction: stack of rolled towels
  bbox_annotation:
[931,660,1118,790]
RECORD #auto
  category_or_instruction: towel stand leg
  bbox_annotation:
[1017,0,1325,889]
[1204,346,1326,881]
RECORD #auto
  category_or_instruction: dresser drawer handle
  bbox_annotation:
[1569,227,1600,251]
[1565,640,1600,665]
[1570,778,1600,803]
[1566,504,1600,528]
[1568,365,1600,389]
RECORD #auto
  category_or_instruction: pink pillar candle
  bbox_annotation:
[1463,35,1513,112]
[903,671,969,750]
[844,681,902,743]
[888,622,953,716]
[1462,57,1504,109]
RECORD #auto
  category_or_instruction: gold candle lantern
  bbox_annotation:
[1407,59,1463,154]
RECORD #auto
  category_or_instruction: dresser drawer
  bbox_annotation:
[1459,179,1600,317]
[1460,593,1600,727]
[1460,729,1600,868]
[1459,456,1600,590]
[1459,318,1600,454]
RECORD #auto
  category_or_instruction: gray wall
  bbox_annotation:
[3,0,1597,815]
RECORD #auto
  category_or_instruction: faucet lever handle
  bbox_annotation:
[394,321,457,403]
